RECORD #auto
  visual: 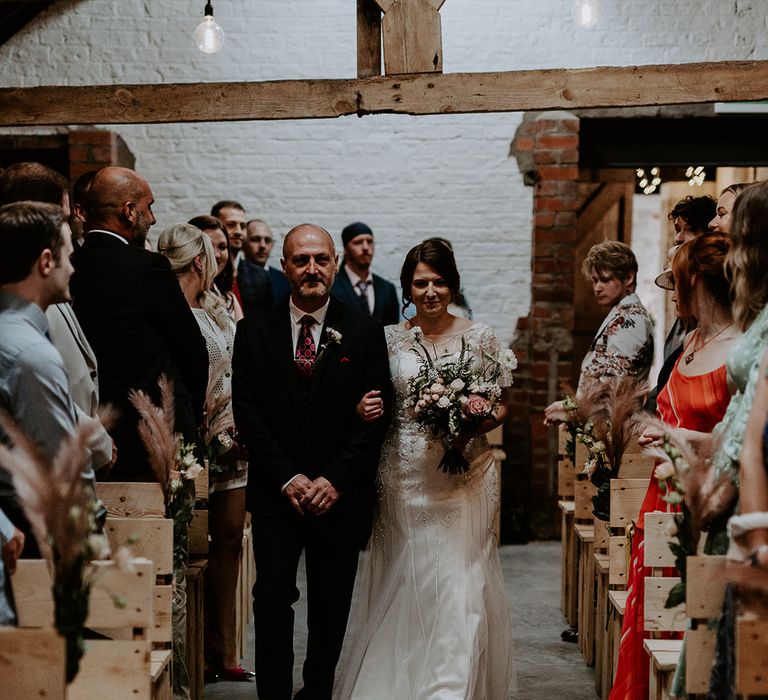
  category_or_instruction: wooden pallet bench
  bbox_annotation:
[5,557,168,699]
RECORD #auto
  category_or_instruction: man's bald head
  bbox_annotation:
[282,223,335,259]
[86,166,156,246]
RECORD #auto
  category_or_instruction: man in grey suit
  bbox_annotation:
[331,222,399,326]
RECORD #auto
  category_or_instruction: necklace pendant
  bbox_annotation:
[684,351,694,365]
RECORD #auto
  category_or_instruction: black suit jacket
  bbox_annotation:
[71,231,208,480]
[331,264,400,327]
[232,298,392,535]
[237,258,272,316]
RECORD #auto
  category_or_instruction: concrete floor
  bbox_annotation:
[205,541,596,699]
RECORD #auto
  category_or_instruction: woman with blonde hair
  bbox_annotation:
[158,223,252,682]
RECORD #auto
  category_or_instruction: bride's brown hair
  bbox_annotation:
[400,238,461,315]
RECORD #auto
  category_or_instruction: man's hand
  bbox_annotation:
[300,476,341,516]
[2,527,24,575]
[284,474,313,515]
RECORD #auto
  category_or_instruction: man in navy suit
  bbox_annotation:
[243,218,291,305]
[331,222,399,326]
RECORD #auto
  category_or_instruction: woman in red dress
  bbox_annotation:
[609,233,738,700]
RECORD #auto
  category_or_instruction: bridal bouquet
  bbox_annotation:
[404,326,516,474]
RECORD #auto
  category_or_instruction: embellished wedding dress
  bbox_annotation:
[338,323,514,700]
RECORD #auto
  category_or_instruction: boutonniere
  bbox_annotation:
[317,326,342,363]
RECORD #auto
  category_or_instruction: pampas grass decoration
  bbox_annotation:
[128,375,178,500]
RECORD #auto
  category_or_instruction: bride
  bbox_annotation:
[337,239,514,699]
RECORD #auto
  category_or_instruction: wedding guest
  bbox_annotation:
[0,202,83,556]
[710,181,768,486]
[709,182,754,234]
[243,219,291,305]
[0,162,114,475]
[72,167,207,484]
[700,182,768,698]
[158,223,252,683]
[662,196,715,368]
[331,222,399,326]
[211,200,247,263]
[70,169,98,245]
[188,215,243,322]
[668,195,715,245]
[544,240,653,425]
[610,233,737,700]
[735,345,768,557]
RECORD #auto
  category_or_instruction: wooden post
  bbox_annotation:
[357,0,382,78]
[374,0,445,75]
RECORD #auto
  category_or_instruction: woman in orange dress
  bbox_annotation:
[609,233,738,700]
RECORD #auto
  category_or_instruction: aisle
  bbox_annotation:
[206,542,595,699]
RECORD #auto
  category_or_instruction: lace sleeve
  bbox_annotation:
[475,324,514,389]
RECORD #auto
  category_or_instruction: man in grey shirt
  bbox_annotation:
[0,201,88,556]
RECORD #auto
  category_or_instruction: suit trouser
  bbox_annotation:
[251,508,361,700]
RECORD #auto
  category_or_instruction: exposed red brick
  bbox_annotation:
[536,134,579,150]
[537,164,579,180]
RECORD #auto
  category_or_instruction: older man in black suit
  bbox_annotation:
[331,222,400,326]
[71,166,208,481]
[233,224,391,700]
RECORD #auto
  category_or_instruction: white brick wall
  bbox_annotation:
[1,0,766,342]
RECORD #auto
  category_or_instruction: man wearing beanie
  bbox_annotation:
[331,222,399,326]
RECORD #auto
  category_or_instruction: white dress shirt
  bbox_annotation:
[89,229,128,244]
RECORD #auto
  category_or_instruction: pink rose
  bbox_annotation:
[464,394,492,418]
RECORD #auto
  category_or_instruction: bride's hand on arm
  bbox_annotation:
[356,390,384,423]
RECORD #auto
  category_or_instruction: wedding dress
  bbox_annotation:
[338,323,514,700]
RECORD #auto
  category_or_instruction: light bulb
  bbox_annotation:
[573,0,600,29]
[194,2,224,54]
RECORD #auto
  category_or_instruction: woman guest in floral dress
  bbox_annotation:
[544,240,654,424]
[158,223,253,682]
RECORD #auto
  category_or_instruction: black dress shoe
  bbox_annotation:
[561,628,579,643]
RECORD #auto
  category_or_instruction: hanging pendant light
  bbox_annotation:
[194,1,224,54]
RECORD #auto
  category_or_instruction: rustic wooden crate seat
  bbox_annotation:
[643,638,683,700]
[559,499,578,625]
[6,557,167,699]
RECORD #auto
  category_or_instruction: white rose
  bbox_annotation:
[430,383,444,395]
[500,348,518,370]
[450,378,465,391]
[437,396,451,408]
[655,462,675,480]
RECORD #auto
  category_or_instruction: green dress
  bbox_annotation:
[712,303,768,482]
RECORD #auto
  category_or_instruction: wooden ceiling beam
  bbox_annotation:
[0,60,767,126]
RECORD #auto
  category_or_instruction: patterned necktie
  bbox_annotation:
[356,279,371,314]
[295,315,317,377]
